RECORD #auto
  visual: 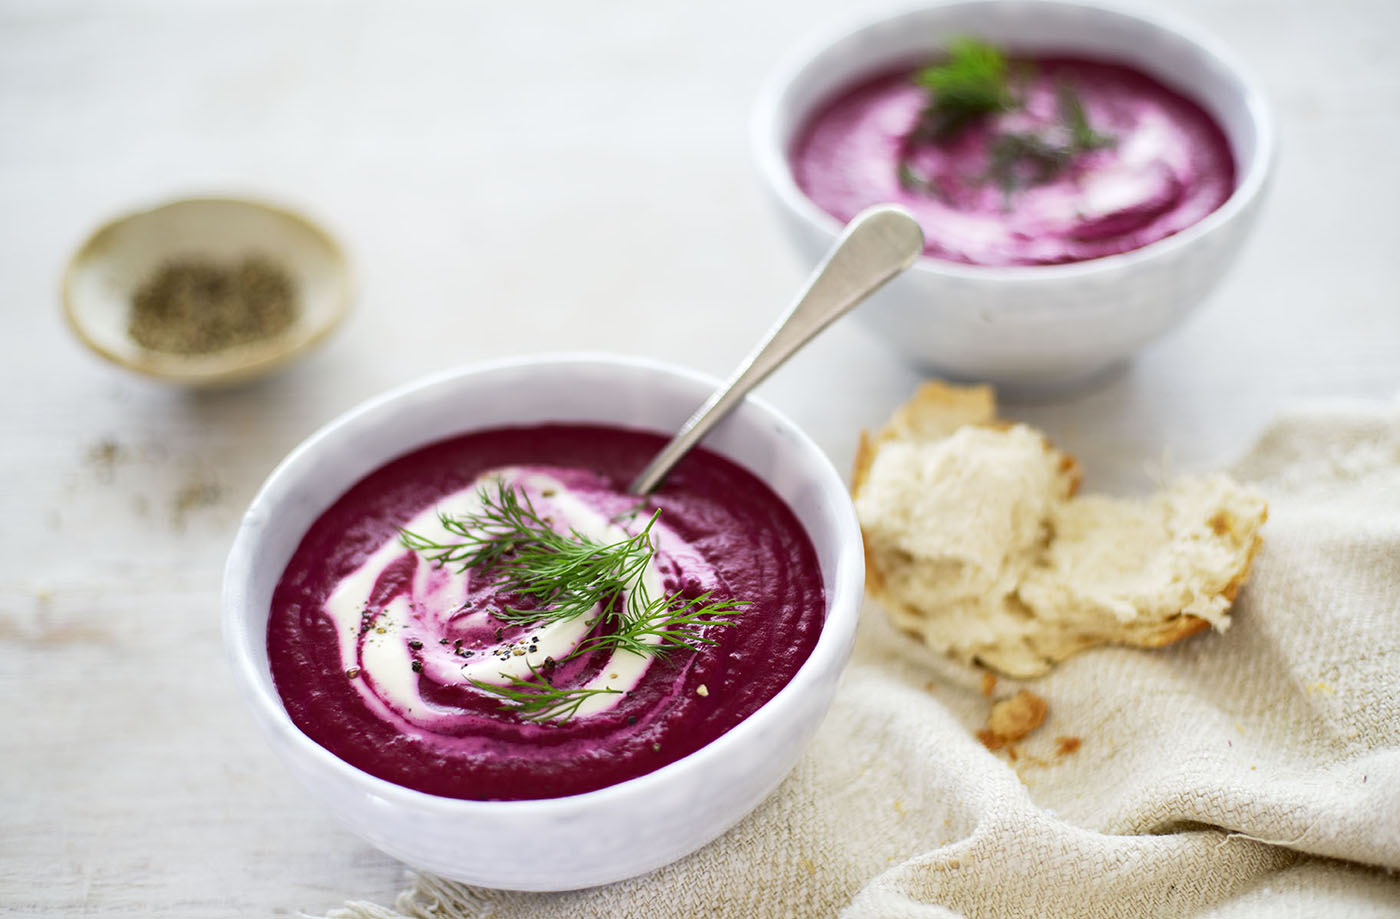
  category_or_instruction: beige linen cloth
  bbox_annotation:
[327,399,1400,918]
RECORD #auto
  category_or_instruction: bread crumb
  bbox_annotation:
[172,477,224,530]
[1055,735,1082,756]
[85,437,126,481]
[977,690,1047,751]
[980,671,998,697]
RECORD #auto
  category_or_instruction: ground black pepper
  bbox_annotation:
[128,255,297,354]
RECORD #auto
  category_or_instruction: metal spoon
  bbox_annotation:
[629,204,925,495]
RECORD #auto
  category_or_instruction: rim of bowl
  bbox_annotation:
[751,0,1275,286]
[223,351,865,816]
[61,194,353,386]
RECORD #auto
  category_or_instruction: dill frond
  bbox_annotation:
[399,478,748,722]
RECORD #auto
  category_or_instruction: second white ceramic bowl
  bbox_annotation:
[222,354,864,890]
[753,0,1273,388]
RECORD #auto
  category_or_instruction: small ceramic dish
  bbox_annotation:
[222,354,864,890]
[63,196,350,386]
[753,0,1274,388]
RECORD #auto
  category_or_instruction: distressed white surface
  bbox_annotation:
[0,0,1397,915]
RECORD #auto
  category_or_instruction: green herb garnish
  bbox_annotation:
[899,39,1115,200]
[1058,79,1114,153]
[467,665,623,724]
[400,480,748,723]
[986,131,1074,194]
[982,83,1116,197]
[401,482,654,627]
[909,37,1015,143]
[574,589,746,659]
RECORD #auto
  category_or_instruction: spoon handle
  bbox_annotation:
[629,204,924,495]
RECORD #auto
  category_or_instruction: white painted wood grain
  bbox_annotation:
[1,0,1397,914]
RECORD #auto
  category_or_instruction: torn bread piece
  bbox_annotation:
[853,381,1267,678]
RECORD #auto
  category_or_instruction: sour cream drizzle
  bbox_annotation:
[323,468,719,732]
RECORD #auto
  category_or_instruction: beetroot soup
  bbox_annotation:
[791,47,1235,266]
[267,424,825,800]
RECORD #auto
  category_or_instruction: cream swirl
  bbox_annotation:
[322,467,719,735]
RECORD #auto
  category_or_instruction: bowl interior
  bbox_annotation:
[760,0,1270,274]
[63,197,351,385]
[225,354,863,798]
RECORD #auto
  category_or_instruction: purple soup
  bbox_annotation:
[791,56,1235,266]
[267,424,825,800]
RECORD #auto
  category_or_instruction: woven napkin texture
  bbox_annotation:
[327,399,1400,919]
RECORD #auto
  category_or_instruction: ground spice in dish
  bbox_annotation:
[128,255,297,354]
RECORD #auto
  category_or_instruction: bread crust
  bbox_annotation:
[881,381,997,444]
[1130,614,1211,649]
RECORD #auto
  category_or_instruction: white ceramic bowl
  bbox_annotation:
[222,354,863,890]
[753,0,1273,388]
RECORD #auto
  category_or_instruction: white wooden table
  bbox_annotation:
[3,0,1396,915]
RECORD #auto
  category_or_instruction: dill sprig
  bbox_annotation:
[399,481,657,627]
[467,667,622,723]
[909,37,1015,144]
[577,590,750,659]
[399,479,747,722]
[984,82,1116,197]
[898,39,1115,199]
[986,131,1074,193]
[1058,79,1114,153]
